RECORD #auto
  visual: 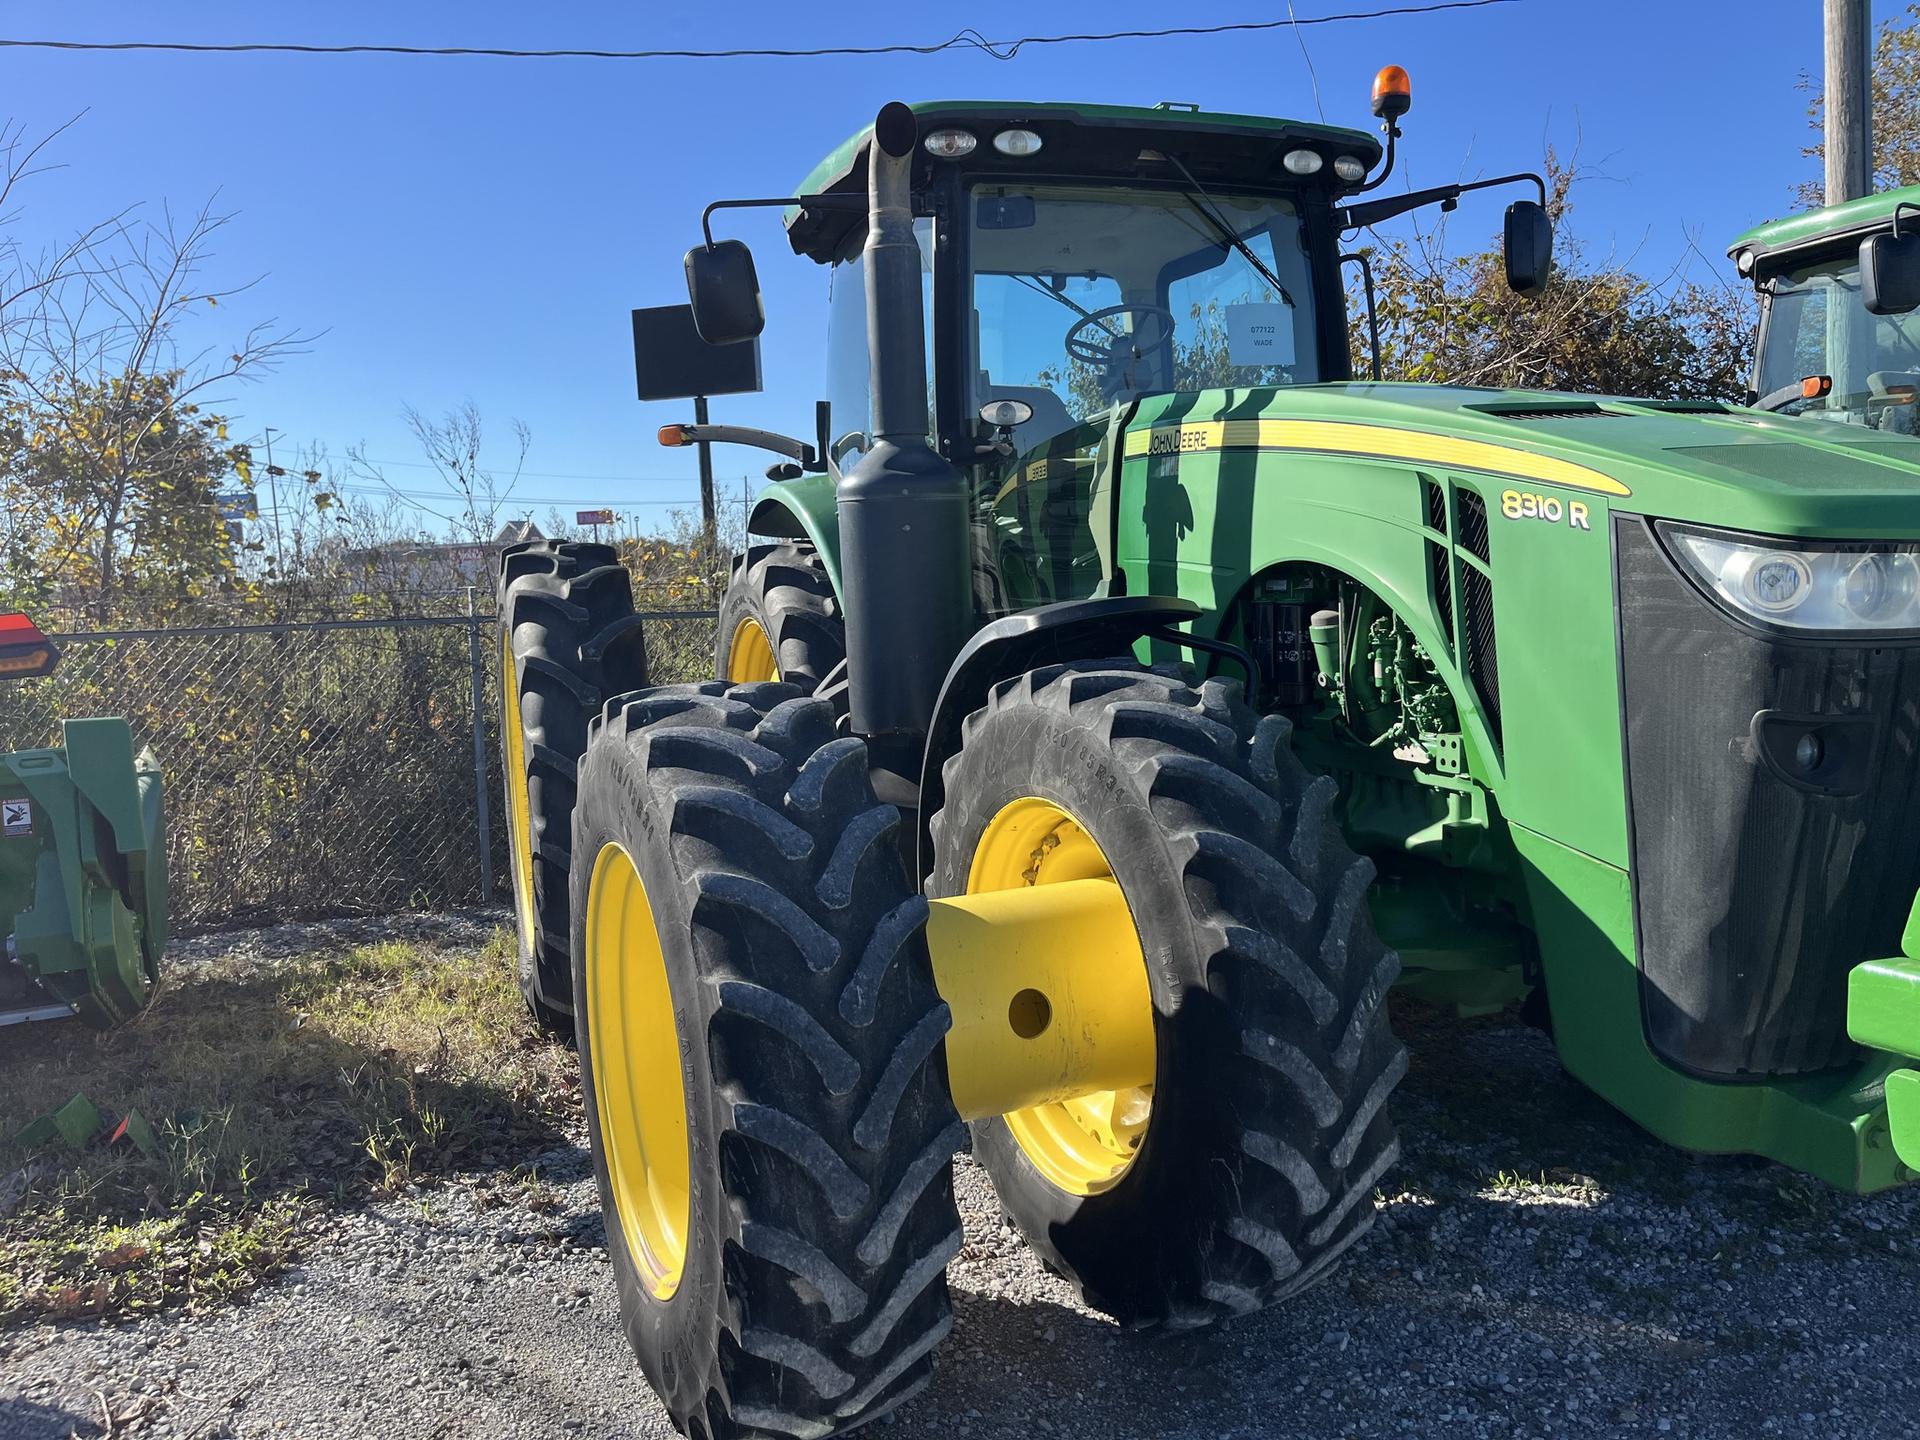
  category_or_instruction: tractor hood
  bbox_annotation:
[1123,383,1920,538]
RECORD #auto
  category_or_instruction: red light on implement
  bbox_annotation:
[0,613,59,678]
[1801,374,1834,400]
[657,424,691,448]
[1371,65,1412,121]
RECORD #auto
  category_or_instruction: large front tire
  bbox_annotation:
[927,661,1405,1328]
[497,539,648,1035]
[573,682,965,1439]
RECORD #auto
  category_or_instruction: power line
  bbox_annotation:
[359,456,698,485]
[0,3,1520,63]
[1285,1,1328,123]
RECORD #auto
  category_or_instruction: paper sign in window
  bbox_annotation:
[1226,303,1296,368]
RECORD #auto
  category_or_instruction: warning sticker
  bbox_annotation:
[2,799,30,837]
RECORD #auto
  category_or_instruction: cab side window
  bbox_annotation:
[824,218,938,473]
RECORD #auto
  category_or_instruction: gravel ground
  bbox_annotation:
[6,918,1920,1440]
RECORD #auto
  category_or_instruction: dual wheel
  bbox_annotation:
[572,657,1405,1437]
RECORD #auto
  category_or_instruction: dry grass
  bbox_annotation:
[0,928,576,1326]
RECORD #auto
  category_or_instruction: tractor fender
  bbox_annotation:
[913,595,1200,881]
[745,473,843,601]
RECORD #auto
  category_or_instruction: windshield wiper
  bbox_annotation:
[1163,152,1296,309]
[1009,271,1112,332]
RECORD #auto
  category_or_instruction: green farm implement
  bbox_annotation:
[0,614,167,1029]
[496,67,1920,1436]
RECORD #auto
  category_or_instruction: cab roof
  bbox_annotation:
[1729,181,1920,273]
[783,99,1381,263]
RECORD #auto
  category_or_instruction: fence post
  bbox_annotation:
[466,587,495,902]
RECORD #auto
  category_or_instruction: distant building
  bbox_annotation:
[495,519,544,547]
[344,520,546,591]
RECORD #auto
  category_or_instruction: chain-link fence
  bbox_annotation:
[0,600,718,929]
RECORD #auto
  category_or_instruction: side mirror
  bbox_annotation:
[1504,200,1553,297]
[1861,231,1920,317]
[684,239,765,344]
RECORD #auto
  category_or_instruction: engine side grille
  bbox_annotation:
[1460,564,1500,746]
[1423,477,1447,535]
[1457,489,1491,563]
[1427,540,1454,656]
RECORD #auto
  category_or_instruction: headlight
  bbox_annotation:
[1282,148,1324,175]
[923,128,978,159]
[1332,154,1368,182]
[1665,522,1920,631]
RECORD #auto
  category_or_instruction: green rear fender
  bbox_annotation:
[746,474,843,601]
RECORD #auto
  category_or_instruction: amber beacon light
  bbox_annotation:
[1371,65,1412,121]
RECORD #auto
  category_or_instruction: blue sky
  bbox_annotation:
[0,1,1872,533]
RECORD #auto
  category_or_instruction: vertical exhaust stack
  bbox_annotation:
[838,101,973,796]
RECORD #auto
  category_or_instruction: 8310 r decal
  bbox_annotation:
[1500,489,1592,531]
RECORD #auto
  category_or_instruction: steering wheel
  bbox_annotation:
[1063,304,1177,366]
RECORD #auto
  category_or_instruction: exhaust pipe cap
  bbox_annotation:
[875,101,917,159]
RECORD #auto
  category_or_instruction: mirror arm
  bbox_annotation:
[1339,171,1548,233]
[1896,203,1920,241]
[666,422,820,471]
[700,192,868,249]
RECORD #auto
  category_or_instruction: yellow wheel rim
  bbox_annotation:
[501,633,537,954]
[585,842,692,1299]
[725,617,779,683]
[968,797,1155,1196]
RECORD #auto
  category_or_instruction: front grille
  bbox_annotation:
[1616,516,1920,1078]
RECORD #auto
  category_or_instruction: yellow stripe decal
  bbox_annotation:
[991,457,1050,507]
[1122,419,1632,497]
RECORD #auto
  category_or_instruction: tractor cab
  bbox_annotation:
[1733,182,1920,432]
[789,103,1362,467]
[756,95,1548,621]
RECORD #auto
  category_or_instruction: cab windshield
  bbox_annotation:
[1759,257,1920,433]
[968,183,1316,449]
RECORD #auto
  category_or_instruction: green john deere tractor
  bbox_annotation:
[1731,179,1920,431]
[496,72,1920,1437]
[0,614,166,1029]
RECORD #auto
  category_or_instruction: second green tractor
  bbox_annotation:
[499,73,1920,1438]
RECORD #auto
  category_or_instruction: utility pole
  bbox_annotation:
[1825,0,1874,205]
[693,394,717,549]
[261,426,285,580]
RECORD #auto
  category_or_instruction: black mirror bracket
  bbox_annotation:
[664,422,822,472]
[699,192,868,250]
[1338,170,1548,233]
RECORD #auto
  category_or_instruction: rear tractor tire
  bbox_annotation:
[926,661,1406,1329]
[497,539,649,1036]
[716,542,845,700]
[572,681,965,1439]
